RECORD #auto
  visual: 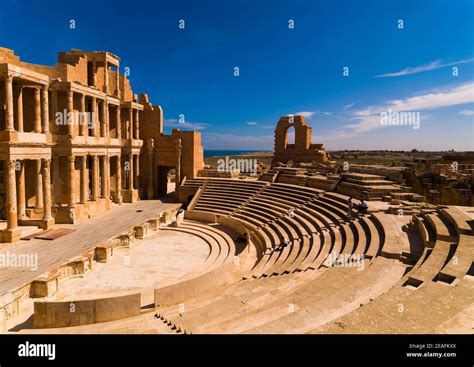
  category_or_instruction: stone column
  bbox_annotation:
[135,154,140,190]
[34,87,42,133]
[105,156,110,200]
[67,91,74,136]
[116,155,122,203]
[51,91,57,134]
[94,99,100,138]
[104,101,109,138]
[17,160,26,220]
[129,108,133,140]
[134,109,139,139]
[100,101,106,137]
[100,156,106,197]
[42,158,52,221]
[104,62,108,94]
[79,94,86,136]
[92,155,99,200]
[90,96,96,137]
[35,159,43,210]
[41,85,49,133]
[68,156,76,208]
[116,68,120,98]
[5,75,14,131]
[175,139,182,187]
[80,155,88,203]
[127,154,133,190]
[5,160,18,230]
[147,139,155,199]
[116,106,121,139]
[14,86,23,132]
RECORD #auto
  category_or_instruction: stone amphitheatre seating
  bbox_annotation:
[311,205,474,334]
[159,219,238,277]
[337,173,406,200]
[146,179,429,334]
[24,211,246,332]
[144,179,471,334]
[183,180,392,279]
[24,178,472,334]
[190,179,268,214]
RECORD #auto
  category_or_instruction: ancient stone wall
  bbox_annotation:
[272,115,332,166]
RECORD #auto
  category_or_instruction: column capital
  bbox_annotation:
[6,159,16,170]
[41,158,51,167]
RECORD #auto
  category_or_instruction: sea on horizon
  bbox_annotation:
[204,150,271,157]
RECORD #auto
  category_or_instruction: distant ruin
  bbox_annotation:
[272,115,333,166]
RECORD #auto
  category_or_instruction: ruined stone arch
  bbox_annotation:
[272,115,331,166]
[285,124,296,149]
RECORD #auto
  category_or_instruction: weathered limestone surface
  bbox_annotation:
[272,115,332,166]
[0,47,204,242]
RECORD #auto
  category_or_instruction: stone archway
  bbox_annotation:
[285,125,296,149]
[156,166,174,197]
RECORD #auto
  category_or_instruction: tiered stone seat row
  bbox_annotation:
[151,180,473,334]
[190,182,390,278]
[160,219,238,279]
[311,206,474,334]
[191,179,268,214]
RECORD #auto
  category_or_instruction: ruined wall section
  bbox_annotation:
[272,115,332,166]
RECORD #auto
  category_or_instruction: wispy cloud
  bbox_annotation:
[246,121,258,125]
[344,103,355,110]
[164,119,207,130]
[345,82,474,133]
[459,109,474,116]
[323,112,333,115]
[293,111,315,119]
[374,58,474,78]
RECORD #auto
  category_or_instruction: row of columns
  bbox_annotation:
[63,92,109,138]
[69,153,139,208]
[125,153,139,190]
[127,108,140,140]
[5,158,52,231]
[3,153,140,231]
[60,92,139,140]
[4,76,138,138]
[73,155,110,206]
[5,76,49,133]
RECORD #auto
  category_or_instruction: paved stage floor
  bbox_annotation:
[0,200,180,296]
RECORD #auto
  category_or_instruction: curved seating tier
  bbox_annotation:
[149,180,474,334]
[190,179,268,214]
[189,181,399,278]
[159,219,239,279]
[310,207,474,334]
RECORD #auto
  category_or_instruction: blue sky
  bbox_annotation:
[1,0,473,150]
